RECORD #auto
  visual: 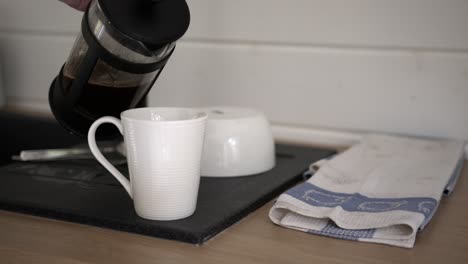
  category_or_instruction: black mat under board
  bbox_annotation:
[0,144,334,244]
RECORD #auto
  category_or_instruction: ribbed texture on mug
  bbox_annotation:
[123,118,206,220]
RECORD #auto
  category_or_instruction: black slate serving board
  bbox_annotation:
[0,111,335,244]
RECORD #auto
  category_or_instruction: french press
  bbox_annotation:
[49,0,190,138]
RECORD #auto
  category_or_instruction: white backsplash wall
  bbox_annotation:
[0,0,467,145]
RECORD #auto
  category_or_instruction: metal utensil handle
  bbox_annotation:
[17,146,116,161]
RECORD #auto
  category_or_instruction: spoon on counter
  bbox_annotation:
[11,142,126,162]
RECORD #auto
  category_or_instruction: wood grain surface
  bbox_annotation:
[1,161,467,264]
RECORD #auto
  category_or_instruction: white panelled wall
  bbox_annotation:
[0,0,467,150]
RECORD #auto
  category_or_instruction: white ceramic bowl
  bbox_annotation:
[198,106,276,177]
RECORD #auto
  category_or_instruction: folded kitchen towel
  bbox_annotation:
[269,134,465,248]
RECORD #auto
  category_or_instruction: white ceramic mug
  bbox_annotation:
[88,107,207,221]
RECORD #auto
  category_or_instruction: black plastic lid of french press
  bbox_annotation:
[98,0,190,48]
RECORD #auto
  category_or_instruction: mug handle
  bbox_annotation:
[88,116,132,198]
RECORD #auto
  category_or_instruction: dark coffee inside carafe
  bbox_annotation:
[57,78,144,138]
[61,57,156,118]
[60,78,150,119]
[51,56,157,138]
[61,76,139,117]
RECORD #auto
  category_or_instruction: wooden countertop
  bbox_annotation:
[1,160,468,264]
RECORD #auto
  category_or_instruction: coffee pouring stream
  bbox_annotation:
[49,0,190,139]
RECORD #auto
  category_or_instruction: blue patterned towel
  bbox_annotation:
[269,134,465,248]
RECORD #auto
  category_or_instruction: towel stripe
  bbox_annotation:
[309,221,376,240]
[286,182,437,218]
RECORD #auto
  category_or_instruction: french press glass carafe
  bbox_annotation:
[49,0,190,138]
